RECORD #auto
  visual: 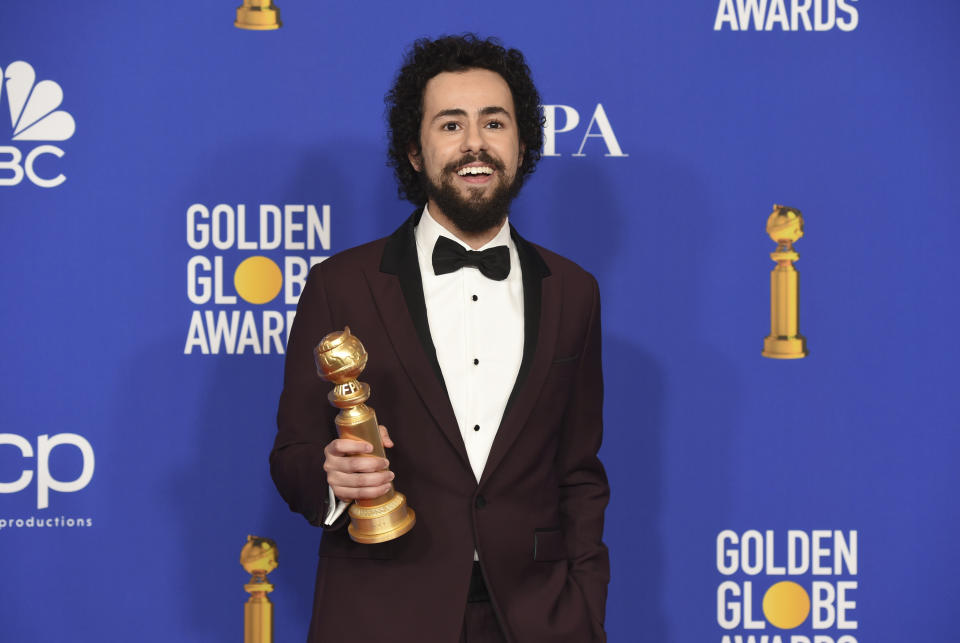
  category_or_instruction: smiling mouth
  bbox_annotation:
[456,165,495,176]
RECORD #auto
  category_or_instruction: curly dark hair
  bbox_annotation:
[385,34,545,205]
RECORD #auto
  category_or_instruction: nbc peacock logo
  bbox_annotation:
[0,60,75,188]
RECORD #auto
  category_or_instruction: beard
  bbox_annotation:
[421,152,522,234]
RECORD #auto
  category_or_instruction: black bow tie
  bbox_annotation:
[432,235,510,281]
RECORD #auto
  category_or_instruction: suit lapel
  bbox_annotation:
[480,229,556,487]
[505,226,550,411]
[368,211,470,470]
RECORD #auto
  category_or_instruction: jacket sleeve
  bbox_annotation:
[270,262,349,530]
[557,274,610,638]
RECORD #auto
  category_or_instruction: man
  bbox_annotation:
[272,34,609,643]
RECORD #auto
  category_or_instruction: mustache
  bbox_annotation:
[442,152,505,174]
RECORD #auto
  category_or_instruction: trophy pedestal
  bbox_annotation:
[762,206,808,360]
[240,536,277,643]
[762,335,807,359]
[348,491,416,544]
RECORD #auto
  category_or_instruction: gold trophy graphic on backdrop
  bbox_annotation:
[240,535,277,643]
[763,205,808,359]
[234,0,282,30]
[315,327,416,543]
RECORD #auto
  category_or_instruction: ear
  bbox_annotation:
[518,141,526,167]
[407,143,422,172]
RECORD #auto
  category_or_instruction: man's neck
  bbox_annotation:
[426,200,505,250]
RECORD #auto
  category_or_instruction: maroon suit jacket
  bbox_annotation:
[271,211,609,642]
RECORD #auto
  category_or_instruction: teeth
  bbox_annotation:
[457,166,494,176]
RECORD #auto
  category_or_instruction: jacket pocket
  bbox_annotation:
[533,527,567,561]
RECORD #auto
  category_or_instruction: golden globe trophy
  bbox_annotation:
[763,205,808,359]
[314,327,416,544]
[240,535,277,643]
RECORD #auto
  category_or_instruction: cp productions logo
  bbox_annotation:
[0,61,76,188]
[541,103,628,158]
[717,530,859,643]
[184,203,331,355]
[714,0,859,32]
[0,433,94,509]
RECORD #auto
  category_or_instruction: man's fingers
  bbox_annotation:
[379,424,394,448]
[326,438,373,457]
[325,429,393,457]
[327,470,395,489]
[324,455,389,474]
[332,483,393,501]
[323,434,393,500]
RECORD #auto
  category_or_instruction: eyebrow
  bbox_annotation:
[430,106,513,122]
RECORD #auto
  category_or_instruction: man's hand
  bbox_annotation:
[323,425,395,501]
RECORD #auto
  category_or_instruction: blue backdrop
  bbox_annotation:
[2,2,959,641]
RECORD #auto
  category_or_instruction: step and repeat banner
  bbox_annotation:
[2,2,958,641]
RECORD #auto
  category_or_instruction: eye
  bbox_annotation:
[441,121,461,131]
[485,120,504,129]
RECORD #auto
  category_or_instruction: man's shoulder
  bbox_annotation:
[309,210,418,280]
[308,236,390,279]
[526,240,599,295]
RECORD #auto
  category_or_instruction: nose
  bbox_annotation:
[461,120,486,154]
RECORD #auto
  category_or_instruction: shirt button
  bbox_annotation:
[473,358,479,365]
[473,424,480,432]
[475,495,487,509]
[472,294,478,301]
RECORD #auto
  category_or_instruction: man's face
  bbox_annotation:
[408,68,523,234]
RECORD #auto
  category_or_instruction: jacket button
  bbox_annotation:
[475,495,487,509]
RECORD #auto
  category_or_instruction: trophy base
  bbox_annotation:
[762,335,808,359]
[348,491,416,544]
[235,6,281,30]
